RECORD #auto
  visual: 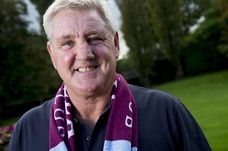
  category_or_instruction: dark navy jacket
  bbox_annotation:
[8,84,211,151]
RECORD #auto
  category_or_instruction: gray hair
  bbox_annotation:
[43,0,115,40]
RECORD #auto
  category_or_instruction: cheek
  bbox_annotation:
[56,51,76,68]
[93,45,116,61]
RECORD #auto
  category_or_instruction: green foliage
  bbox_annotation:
[117,58,132,73]
[117,0,227,84]
[151,58,176,84]
[16,35,61,101]
[155,70,228,151]
[0,0,28,100]
[117,0,216,82]
[0,0,61,105]
[148,0,185,77]
[182,25,227,75]
[148,0,183,57]
[116,0,158,86]
[217,0,228,57]
[181,0,228,75]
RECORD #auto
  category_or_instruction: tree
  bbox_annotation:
[0,0,28,100]
[117,0,218,81]
[147,0,185,78]
[217,0,228,57]
[116,0,158,85]
[147,0,214,78]
[180,0,228,75]
[0,0,60,104]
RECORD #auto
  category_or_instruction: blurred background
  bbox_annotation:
[0,0,227,150]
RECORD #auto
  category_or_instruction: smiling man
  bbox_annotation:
[9,0,211,151]
[47,9,119,117]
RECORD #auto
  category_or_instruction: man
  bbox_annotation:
[9,0,211,150]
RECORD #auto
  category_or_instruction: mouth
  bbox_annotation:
[76,66,99,73]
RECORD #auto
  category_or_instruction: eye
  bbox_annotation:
[87,36,103,45]
[61,40,75,49]
[62,40,74,46]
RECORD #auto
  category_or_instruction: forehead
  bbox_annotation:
[51,9,108,39]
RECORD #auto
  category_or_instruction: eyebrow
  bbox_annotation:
[85,18,111,34]
[55,35,75,43]
[85,28,107,36]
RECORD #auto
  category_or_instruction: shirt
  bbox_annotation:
[8,84,211,151]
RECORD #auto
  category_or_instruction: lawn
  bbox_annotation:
[154,70,228,151]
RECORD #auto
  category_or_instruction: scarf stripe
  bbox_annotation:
[103,140,137,151]
[49,141,67,151]
[49,74,138,151]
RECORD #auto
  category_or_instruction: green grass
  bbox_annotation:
[154,70,228,151]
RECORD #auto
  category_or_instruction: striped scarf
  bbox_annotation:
[49,74,138,151]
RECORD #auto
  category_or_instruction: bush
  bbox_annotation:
[181,17,228,76]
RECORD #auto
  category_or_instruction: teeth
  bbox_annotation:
[78,66,95,72]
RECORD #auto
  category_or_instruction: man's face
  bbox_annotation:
[47,9,119,98]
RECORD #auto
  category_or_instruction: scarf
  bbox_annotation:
[49,74,138,151]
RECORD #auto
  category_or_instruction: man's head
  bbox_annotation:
[43,0,115,40]
[43,0,119,99]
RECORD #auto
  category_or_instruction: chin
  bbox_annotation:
[78,85,97,92]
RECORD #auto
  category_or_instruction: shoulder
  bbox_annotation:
[8,99,54,151]
[18,98,53,125]
[128,84,198,127]
[128,84,182,111]
[128,84,211,151]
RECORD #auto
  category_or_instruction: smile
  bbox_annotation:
[77,66,98,73]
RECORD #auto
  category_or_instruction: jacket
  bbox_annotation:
[8,84,211,151]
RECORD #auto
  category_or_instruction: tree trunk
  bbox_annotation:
[175,56,184,79]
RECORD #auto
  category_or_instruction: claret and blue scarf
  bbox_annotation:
[49,74,138,151]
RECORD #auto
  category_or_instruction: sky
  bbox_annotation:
[23,0,41,33]
[23,0,129,59]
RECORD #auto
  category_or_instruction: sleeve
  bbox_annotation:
[174,100,212,151]
[8,100,52,151]
[8,120,24,151]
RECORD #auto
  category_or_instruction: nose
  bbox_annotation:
[75,42,95,60]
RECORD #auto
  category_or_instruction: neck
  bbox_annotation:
[68,91,112,129]
[65,77,115,128]
[73,96,110,128]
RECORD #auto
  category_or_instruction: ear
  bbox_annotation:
[47,41,57,69]
[114,32,120,59]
